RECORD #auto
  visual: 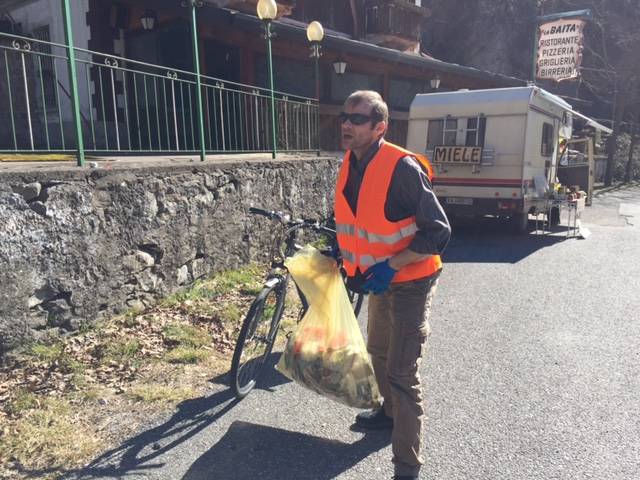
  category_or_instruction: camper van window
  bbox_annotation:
[541,122,554,156]
[427,118,458,149]
[465,117,486,147]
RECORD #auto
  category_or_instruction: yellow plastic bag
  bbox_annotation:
[276,245,380,409]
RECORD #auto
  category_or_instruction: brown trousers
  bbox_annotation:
[367,273,440,477]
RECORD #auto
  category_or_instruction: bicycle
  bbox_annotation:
[229,207,365,399]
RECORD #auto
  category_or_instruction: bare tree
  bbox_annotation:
[541,0,640,184]
[624,111,639,183]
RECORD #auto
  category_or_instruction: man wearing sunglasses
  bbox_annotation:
[334,90,450,480]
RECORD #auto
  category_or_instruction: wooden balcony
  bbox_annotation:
[364,0,430,52]
[221,0,296,18]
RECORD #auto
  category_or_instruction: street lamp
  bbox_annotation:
[181,0,206,161]
[430,75,441,90]
[257,0,278,159]
[307,20,324,155]
[140,9,157,31]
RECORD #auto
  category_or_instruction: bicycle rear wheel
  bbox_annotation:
[230,282,286,398]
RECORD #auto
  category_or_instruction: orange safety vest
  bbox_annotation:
[335,141,442,283]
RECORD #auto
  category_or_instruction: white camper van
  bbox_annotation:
[407,86,586,232]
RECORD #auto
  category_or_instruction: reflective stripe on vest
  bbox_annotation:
[335,222,418,245]
[340,249,357,264]
[360,254,392,267]
[335,223,356,236]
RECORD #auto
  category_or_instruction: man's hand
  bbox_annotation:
[320,243,341,265]
[362,260,397,294]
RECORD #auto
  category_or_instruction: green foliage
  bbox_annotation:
[162,323,212,348]
[6,389,39,416]
[28,342,63,362]
[104,339,142,363]
[125,384,196,404]
[26,342,84,373]
[218,304,242,326]
[211,264,263,295]
[164,347,208,364]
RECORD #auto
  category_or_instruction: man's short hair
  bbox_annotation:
[345,90,389,126]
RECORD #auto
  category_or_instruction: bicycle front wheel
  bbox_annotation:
[230,282,286,399]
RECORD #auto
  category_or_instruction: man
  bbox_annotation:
[334,90,450,480]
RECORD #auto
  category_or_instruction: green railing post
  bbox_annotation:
[311,43,321,156]
[61,0,85,166]
[265,21,277,159]
[188,0,206,162]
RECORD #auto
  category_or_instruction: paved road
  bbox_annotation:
[68,185,640,480]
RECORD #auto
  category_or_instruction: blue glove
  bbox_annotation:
[362,260,397,294]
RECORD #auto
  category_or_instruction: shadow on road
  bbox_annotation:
[65,353,290,479]
[444,218,568,264]
[212,352,292,394]
[181,421,390,480]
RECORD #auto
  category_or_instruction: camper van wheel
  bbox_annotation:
[549,206,560,226]
[511,212,529,234]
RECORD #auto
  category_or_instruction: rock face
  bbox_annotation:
[0,158,338,354]
[423,0,537,78]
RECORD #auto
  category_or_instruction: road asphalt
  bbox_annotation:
[66,184,640,480]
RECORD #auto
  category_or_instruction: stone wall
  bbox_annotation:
[0,157,339,354]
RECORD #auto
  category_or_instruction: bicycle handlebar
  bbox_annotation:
[249,206,334,236]
[249,207,288,222]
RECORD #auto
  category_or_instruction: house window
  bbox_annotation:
[465,116,486,147]
[541,122,554,156]
[330,71,383,103]
[388,78,427,110]
[255,56,315,98]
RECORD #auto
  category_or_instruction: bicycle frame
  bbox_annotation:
[231,207,365,399]
[249,207,336,333]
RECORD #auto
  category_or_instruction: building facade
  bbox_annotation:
[0,0,524,159]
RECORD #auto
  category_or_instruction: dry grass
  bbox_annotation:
[0,263,272,479]
[0,397,102,474]
[164,347,209,364]
[0,154,92,162]
[125,384,198,404]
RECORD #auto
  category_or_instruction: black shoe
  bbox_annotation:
[393,476,418,480]
[355,406,393,430]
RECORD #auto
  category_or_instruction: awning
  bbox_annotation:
[569,109,613,134]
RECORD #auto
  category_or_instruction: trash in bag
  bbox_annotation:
[276,245,380,409]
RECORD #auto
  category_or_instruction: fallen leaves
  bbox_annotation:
[0,286,253,416]
[0,266,270,479]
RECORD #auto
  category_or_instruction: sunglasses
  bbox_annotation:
[339,112,375,126]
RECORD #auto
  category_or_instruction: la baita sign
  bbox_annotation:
[536,18,586,82]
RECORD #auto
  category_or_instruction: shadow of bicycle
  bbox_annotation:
[181,421,390,480]
[63,353,291,479]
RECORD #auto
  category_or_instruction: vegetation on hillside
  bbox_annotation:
[423,0,640,183]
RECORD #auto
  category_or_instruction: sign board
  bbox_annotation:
[433,146,483,164]
[536,18,586,81]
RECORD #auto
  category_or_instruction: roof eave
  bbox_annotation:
[221,8,525,87]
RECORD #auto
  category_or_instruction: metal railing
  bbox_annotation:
[0,30,319,157]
